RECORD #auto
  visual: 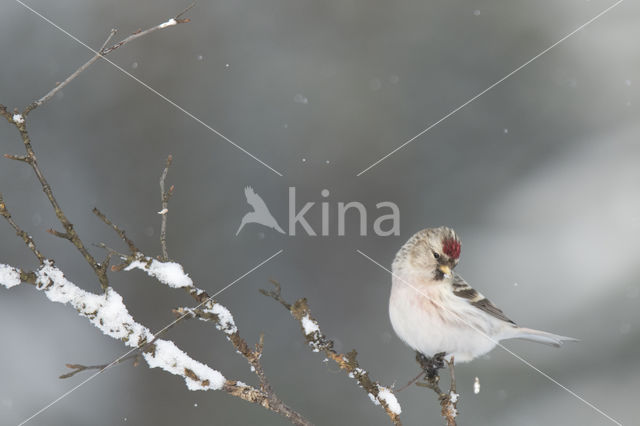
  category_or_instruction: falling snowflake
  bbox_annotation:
[474,376,481,394]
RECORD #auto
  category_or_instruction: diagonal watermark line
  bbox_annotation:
[356,249,622,426]
[356,0,624,176]
[13,0,284,177]
[17,249,284,426]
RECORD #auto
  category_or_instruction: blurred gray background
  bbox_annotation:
[1,0,638,425]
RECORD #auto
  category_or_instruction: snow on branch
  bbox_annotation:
[124,255,193,288]
[0,263,21,288]
[261,281,402,425]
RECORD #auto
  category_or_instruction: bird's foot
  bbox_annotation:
[416,351,447,382]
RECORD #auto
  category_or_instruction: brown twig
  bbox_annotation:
[0,110,111,290]
[60,354,140,379]
[396,369,425,393]
[99,6,193,57]
[159,155,174,261]
[92,207,138,254]
[261,281,402,425]
[0,193,45,263]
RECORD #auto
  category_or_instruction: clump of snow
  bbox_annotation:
[144,340,225,390]
[0,264,21,288]
[182,302,238,335]
[187,303,237,334]
[36,261,153,345]
[377,386,402,414]
[210,303,237,334]
[348,367,365,380]
[12,114,24,124]
[450,391,459,403]
[301,314,319,335]
[125,256,193,288]
[159,18,177,29]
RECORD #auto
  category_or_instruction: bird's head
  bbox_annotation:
[393,226,461,280]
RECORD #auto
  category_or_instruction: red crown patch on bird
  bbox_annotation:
[442,238,461,259]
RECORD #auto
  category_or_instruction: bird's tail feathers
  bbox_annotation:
[512,327,579,347]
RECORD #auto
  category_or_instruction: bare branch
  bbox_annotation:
[0,193,45,263]
[159,155,174,261]
[0,108,111,290]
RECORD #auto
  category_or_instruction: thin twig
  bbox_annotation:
[0,193,45,263]
[60,353,140,379]
[93,242,130,261]
[159,155,174,261]
[23,29,117,115]
[175,2,197,20]
[396,369,425,393]
[92,207,138,254]
[99,12,192,56]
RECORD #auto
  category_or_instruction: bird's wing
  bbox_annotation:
[244,186,270,212]
[451,274,516,325]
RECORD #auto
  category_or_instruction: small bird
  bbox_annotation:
[389,226,577,363]
[236,186,285,236]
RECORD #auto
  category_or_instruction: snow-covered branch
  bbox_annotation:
[0,258,310,425]
[1,261,224,390]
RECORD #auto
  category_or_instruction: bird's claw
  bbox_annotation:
[416,351,447,380]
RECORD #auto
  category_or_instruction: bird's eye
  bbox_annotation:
[433,251,440,259]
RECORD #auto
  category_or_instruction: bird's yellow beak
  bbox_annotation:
[438,265,451,277]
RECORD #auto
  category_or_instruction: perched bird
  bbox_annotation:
[389,227,577,363]
[236,186,285,236]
